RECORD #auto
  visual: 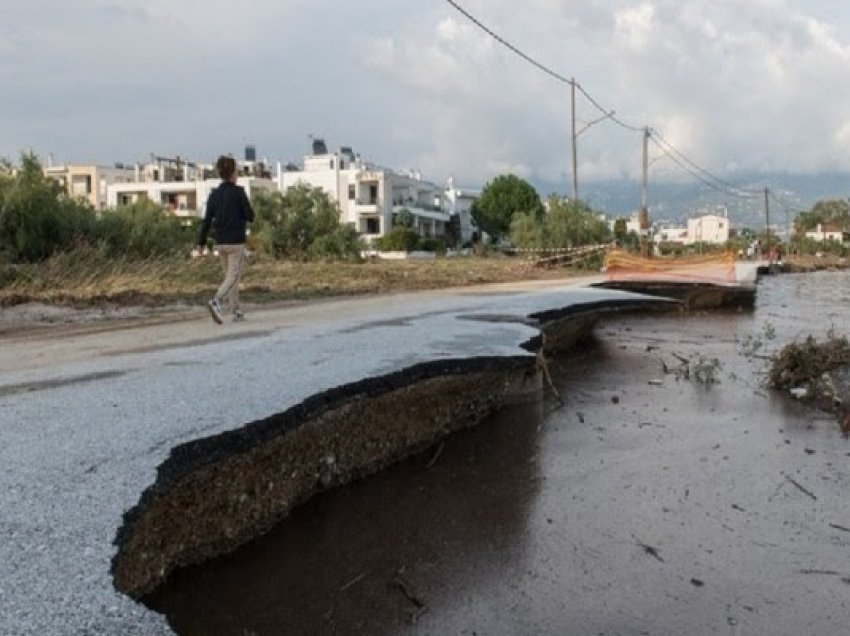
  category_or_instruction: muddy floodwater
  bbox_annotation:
[145,271,850,635]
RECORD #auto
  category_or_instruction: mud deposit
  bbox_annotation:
[146,272,850,635]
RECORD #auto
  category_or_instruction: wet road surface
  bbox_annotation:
[147,272,850,635]
[0,277,662,634]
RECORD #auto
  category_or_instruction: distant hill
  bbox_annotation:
[532,172,850,230]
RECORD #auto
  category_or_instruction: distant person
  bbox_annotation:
[194,155,255,323]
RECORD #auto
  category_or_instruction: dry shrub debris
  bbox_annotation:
[768,333,850,392]
[768,332,850,431]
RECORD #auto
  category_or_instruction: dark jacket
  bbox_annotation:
[197,181,255,246]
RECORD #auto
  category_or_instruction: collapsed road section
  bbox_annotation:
[111,296,674,600]
[0,282,682,634]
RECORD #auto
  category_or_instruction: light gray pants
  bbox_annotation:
[215,244,246,312]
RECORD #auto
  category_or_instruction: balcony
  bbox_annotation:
[355,199,382,214]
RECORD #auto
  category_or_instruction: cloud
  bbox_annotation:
[359,0,850,185]
[2,0,850,189]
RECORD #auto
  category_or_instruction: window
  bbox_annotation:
[366,218,379,234]
[329,159,334,169]
[348,184,356,200]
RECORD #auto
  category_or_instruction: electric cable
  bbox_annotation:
[648,135,759,200]
[444,0,643,134]
[649,130,760,199]
[444,0,786,203]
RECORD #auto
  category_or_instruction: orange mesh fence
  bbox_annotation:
[605,249,737,285]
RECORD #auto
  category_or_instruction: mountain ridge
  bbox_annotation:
[529,172,850,229]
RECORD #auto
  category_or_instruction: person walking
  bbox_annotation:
[195,155,255,324]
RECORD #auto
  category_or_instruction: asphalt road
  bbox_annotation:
[2,276,668,635]
[150,274,850,636]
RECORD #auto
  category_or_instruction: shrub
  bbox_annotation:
[0,153,97,263]
[93,200,195,259]
[251,186,353,260]
[374,226,420,252]
[309,226,363,261]
[416,237,446,254]
[508,196,611,250]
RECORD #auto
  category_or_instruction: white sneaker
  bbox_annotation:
[232,310,246,322]
[207,299,223,324]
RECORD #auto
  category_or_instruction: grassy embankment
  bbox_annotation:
[0,250,591,309]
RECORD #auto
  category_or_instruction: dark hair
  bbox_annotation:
[216,155,236,180]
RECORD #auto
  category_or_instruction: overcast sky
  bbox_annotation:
[3,0,850,190]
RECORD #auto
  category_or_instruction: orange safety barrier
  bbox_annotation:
[605,249,737,285]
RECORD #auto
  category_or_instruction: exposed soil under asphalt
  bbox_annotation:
[144,306,850,635]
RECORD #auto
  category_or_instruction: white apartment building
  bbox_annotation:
[45,163,137,210]
[106,176,275,219]
[54,146,477,242]
[805,223,847,243]
[105,155,275,219]
[443,177,478,245]
[685,208,731,245]
[278,140,455,242]
[654,225,688,244]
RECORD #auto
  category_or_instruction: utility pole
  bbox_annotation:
[785,206,789,259]
[764,187,771,265]
[639,127,650,255]
[570,82,615,205]
[571,78,578,202]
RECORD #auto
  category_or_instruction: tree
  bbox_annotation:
[613,218,627,244]
[541,197,611,248]
[392,208,414,229]
[251,185,352,259]
[811,199,850,227]
[508,210,542,248]
[0,152,96,263]
[472,174,543,242]
[509,196,611,249]
[795,199,850,234]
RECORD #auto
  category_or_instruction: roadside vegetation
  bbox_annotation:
[0,157,600,309]
[3,152,848,311]
[0,249,582,308]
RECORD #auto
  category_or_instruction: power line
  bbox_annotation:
[647,135,759,200]
[574,84,644,133]
[768,190,803,218]
[444,0,642,134]
[444,0,572,85]
[649,130,761,199]
[444,0,779,202]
